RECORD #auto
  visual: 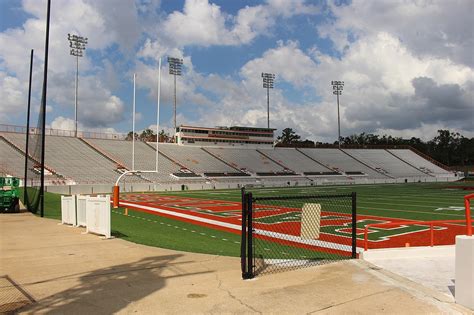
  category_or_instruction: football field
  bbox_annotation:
[116,181,473,254]
[30,181,474,256]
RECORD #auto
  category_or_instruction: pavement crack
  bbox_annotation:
[215,273,262,314]
[307,288,394,314]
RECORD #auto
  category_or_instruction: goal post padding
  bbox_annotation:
[113,185,119,208]
[300,203,321,239]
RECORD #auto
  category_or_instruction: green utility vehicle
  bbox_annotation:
[0,177,20,213]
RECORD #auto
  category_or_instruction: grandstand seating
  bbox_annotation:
[343,149,427,177]
[158,144,241,175]
[0,136,37,179]
[259,148,332,174]
[206,147,288,174]
[387,149,451,176]
[0,131,456,185]
[299,148,388,178]
[1,133,143,184]
[86,139,187,181]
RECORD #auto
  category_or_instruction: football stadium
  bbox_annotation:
[1,0,474,314]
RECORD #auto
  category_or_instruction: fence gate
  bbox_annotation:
[241,189,357,279]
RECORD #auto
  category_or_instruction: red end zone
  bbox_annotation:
[118,194,467,251]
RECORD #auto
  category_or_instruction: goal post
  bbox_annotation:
[113,170,160,208]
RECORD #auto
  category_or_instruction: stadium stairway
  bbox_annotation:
[80,138,153,183]
[385,149,434,177]
[200,148,245,173]
[144,142,198,173]
[0,134,67,182]
[295,148,344,174]
[256,149,297,174]
[406,147,452,173]
[340,149,395,179]
[80,138,128,169]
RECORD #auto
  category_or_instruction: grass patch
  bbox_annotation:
[111,207,241,256]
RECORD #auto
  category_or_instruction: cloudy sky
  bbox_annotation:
[1,0,473,142]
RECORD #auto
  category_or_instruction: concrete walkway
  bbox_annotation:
[362,246,457,298]
[0,213,469,314]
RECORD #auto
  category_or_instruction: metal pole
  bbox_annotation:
[247,192,254,279]
[337,92,341,148]
[132,73,136,172]
[24,49,34,203]
[74,54,79,137]
[156,58,161,173]
[351,192,357,258]
[267,87,270,129]
[40,0,51,218]
[240,188,247,279]
[173,74,177,132]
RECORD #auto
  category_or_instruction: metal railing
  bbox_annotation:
[0,124,126,140]
[363,220,467,251]
[364,194,474,250]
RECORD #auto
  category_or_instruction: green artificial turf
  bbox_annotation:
[155,181,474,222]
[21,181,474,257]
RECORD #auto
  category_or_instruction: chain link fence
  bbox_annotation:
[241,189,357,278]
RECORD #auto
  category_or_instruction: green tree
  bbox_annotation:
[125,131,138,141]
[139,129,156,142]
[277,128,301,145]
[158,130,171,143]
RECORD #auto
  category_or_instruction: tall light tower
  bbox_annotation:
[262,72,275,129]
[68,33,88,137]
[168,57,183,132]
[331,80,344,148]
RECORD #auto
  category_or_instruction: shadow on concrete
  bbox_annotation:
[448,279,455,297]
[22,254,212,314]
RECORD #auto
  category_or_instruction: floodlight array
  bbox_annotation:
[262,72,275,89]
[168,57,183,76]
[68,33,88,57]
[331,80,344,95]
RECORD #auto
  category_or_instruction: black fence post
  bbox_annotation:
[351,192,357,258]
[247,192,254,278]
[240,188,247,279]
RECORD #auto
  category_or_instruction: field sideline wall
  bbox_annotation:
[45,175,459,195]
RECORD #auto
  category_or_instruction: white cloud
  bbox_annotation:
[318,0,474,66]
[49,116,119,134]
[158,0,320,47]
[50,116,75,130]
[177,35,473,142]
[0,73,26,122]
[0,0,132,128]
[240,40,318,88]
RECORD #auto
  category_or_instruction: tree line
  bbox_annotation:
[276,128,474,167]
[125,129,172,143]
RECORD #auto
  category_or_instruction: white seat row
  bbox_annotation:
[343,149,426,177]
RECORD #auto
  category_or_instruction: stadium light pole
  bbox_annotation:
[168,57,183,133]
[262,72,275,129]
[156,58,162,173]
[68,33,88,138]
[132,73,136,172]
[24,49,34,202]
[331,80,344,148]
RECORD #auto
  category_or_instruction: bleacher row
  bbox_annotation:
[0,132,454,185]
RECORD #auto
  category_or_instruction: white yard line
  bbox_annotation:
[119,201,361,254]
